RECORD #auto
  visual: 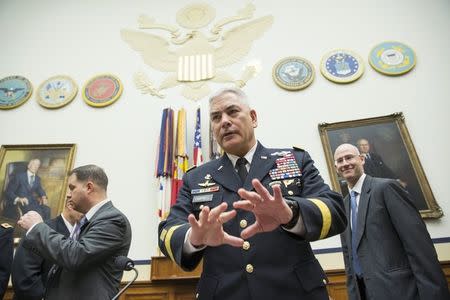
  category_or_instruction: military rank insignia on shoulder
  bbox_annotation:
[1,223,13,229]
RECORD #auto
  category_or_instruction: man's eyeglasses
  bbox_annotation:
[335,154,360,165]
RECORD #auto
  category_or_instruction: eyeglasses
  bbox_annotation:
[335,154,360,165]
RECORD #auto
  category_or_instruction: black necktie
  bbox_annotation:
[236,157,248,184]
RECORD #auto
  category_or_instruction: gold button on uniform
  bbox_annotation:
[246,264,254,273]
[242,241,250,250]
[288,190,294,195]
[240,219,247,228]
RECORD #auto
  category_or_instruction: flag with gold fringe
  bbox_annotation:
[171,108,188,207]
[156,107,174,219]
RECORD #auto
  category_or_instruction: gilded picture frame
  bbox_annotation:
[318,112,442,219]
[0,144,77,240]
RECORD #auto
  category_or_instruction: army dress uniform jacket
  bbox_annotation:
[159,142,347,300]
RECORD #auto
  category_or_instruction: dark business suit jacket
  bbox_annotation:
[4,172,50,220]
[363,152,396,179]
[0,225,14,299]
[340,175,449,300]
[24,201,132,300]
[159,143,347,300]
[12,215,70,300]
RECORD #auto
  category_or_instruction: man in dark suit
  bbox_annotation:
[334,143,449,300]
[17,164,132,300]
[356,138,396,179]
[12,202,83,300]
[0,223,14,299]
[159,88,347,300]
[4,158,51,220]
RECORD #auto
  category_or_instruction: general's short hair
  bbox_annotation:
[209,88,250,108]
[69,164,108,191]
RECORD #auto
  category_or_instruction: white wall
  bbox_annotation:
[1,0,449,267]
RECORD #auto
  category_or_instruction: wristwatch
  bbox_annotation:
[282,199,300,229]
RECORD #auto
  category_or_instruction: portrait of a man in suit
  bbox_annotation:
[0,144,77,238]
[356,138,397,180]
[3,158,51,221]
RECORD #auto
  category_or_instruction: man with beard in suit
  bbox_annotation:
[17,164,132,300]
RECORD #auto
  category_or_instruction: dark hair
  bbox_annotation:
[69,164,108,191]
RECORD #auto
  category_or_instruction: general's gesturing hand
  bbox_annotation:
[188,202,244,248]
[233,179,293,239]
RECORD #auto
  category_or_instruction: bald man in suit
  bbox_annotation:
[334,143,448,300]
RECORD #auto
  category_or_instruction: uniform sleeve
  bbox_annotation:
[291,150,347,241]
[382,180,449,299]
[158,173,204,271]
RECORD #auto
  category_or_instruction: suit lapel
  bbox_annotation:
[344,194,352,243]
[55,215,70,237]
[355,175,372,249]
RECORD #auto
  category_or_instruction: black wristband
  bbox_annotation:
[282,199,300,229]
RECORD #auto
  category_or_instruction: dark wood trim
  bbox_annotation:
[3,260,449,300]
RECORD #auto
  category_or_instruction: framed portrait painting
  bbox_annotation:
[318,113,442,218]
[0,144,76,240]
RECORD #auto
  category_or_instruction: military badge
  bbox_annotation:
[0,75,33,110]
[369,41,416,76]
[269,152,302,180]
[37,75,78,109]
[320,49,364,83]
[191,186,220,195]
[272,57,315,91]
[82,74,123,107]
[198,174,216,187]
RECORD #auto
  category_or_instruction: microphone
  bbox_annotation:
[115,255,134,271]
[111,256,139,300]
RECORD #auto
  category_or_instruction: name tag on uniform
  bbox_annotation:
[191,186,219,195]
[193,194,214,203]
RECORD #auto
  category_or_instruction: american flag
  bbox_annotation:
[193,107,203,166]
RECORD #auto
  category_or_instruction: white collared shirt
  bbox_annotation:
[61,213,75,235]
[84,198,110,222]
[226,141,257,171]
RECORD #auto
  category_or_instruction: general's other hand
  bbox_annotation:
[17,211,43,231]
[233,179,293,239]
[188,202,243,248]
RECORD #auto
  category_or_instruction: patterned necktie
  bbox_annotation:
[71,216,87,240]
[350,190,362,276]
[236,157,248,184]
